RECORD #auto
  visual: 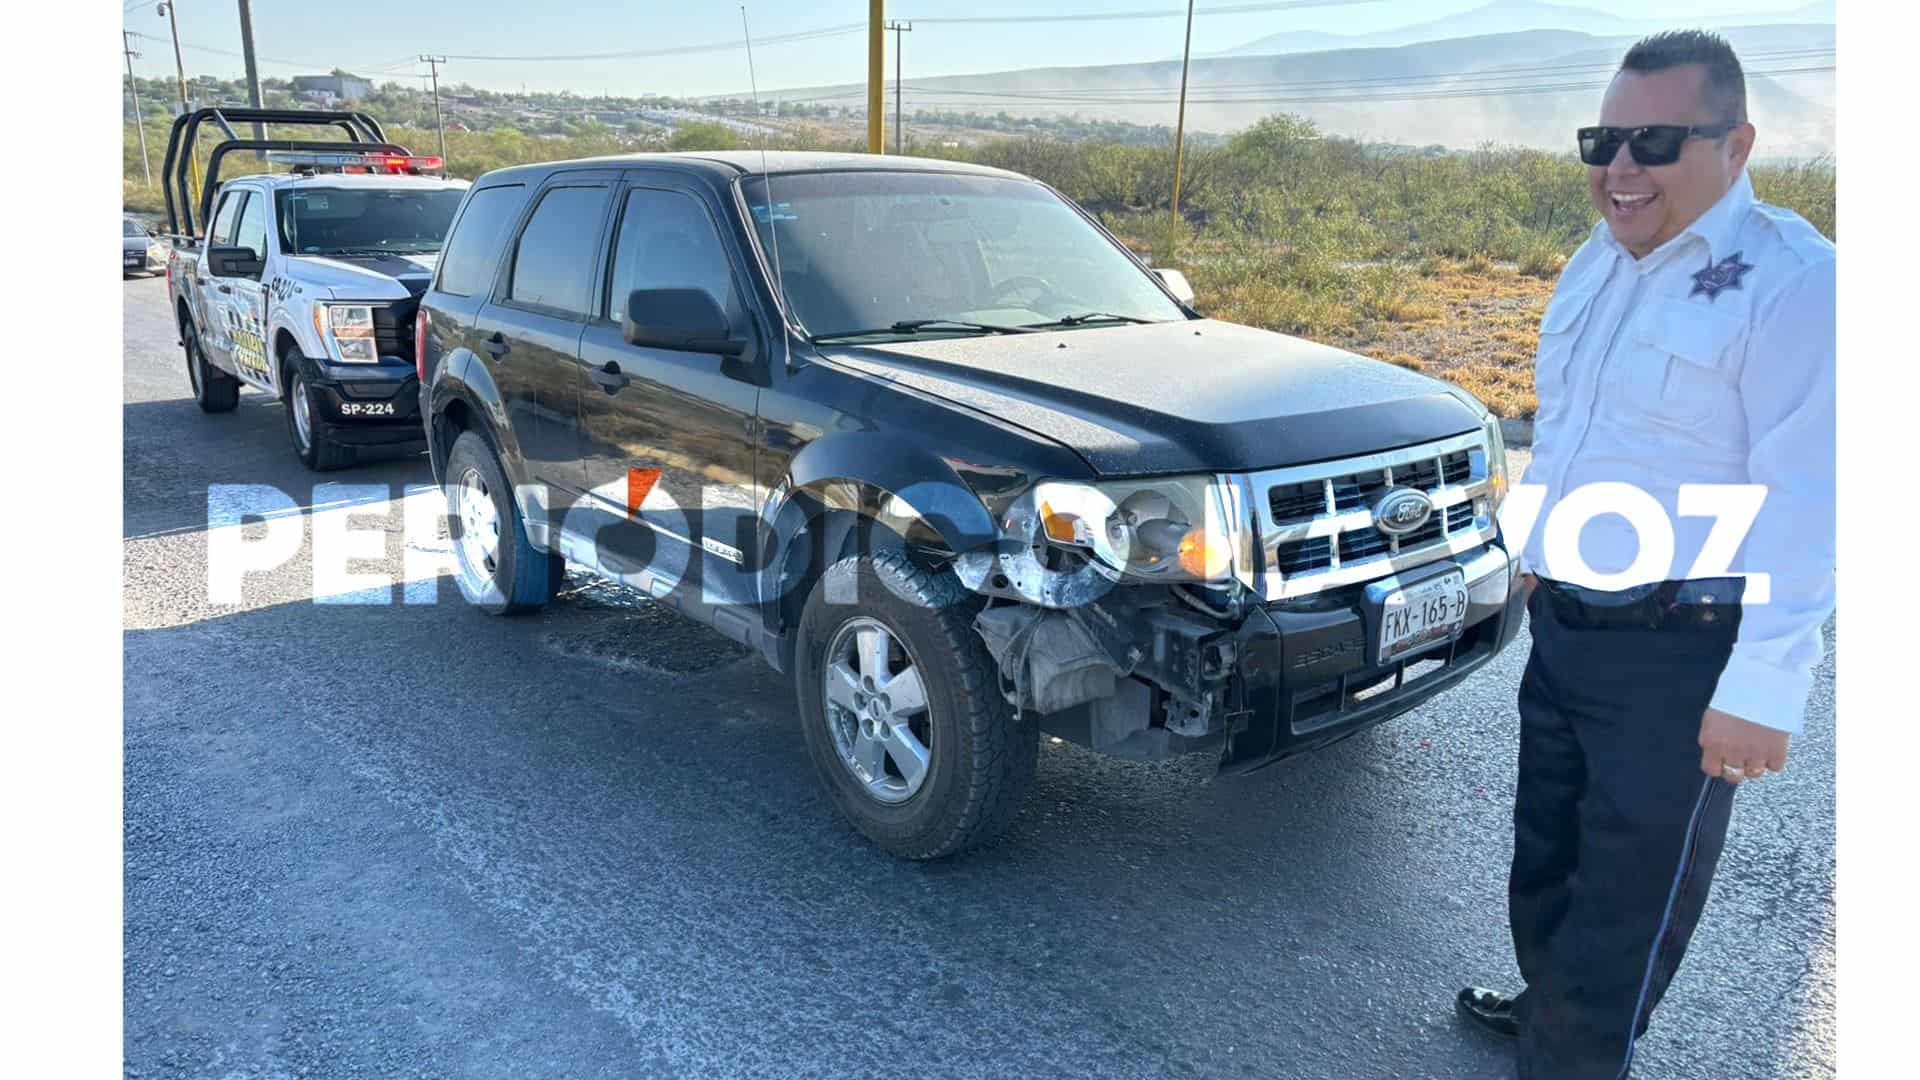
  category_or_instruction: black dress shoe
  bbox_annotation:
[1455,986,1521,1039]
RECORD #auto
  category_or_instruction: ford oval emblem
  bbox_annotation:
[1373,486,1434,536]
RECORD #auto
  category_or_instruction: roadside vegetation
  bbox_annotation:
[125,111,1836,418]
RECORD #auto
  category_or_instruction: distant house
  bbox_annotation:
[298,89,339,105]
[291,74,372,101]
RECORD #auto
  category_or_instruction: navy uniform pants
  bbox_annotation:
[1509,578,1744,1079]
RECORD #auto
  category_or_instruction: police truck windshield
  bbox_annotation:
[742,172,1187,342]
[276,187,466,257]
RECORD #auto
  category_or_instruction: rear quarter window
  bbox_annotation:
[435,184,527,298]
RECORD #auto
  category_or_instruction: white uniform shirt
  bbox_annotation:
[1519,170,1836,734]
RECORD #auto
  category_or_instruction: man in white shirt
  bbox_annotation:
[1452,30,1836,1079]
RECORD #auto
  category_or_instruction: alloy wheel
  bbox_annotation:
[452,466,502,591]
[822,616,934,804]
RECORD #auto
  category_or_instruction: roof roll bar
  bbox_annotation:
[198,140,413,227]
[161,108,401,237]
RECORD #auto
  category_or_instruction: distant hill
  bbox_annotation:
[761,21,1836,158]
[1215,0,1837,57]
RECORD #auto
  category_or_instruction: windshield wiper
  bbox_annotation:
[1024,312,1155,328]
[813,319,1035,342]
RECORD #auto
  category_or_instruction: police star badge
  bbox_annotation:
[1689,251,1754,301]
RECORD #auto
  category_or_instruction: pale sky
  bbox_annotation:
[121,1,1827,99]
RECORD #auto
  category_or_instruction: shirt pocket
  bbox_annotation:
[1533,285,1598,424]
[1622,299,1745,430]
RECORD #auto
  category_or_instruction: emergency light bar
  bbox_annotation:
[264,150,445,174]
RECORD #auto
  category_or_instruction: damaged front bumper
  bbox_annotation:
[974,540,1523,770]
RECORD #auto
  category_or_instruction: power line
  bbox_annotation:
[775,49,1832,106]
[124,29,409,74]
[877,63,1835,109]
[882,47,1836,100]
[440,22,866,63]
[904,0,1384,25]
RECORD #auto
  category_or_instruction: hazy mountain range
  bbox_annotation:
[761,2,1837,157]
[1212,0,1838,57]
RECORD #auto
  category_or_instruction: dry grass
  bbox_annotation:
[1518,244,1568,280]
[1441,364,1539,419]
[1310,265,1555,419]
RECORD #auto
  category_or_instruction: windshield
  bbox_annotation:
[123,218,148,238]
[275,187,466,257]
[741,171,1186,341]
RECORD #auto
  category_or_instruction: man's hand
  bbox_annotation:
[1699,707,1791,783]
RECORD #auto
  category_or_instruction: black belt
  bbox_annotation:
[1534,577,1743,632]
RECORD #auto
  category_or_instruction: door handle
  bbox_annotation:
[482,332,510,358]
[589,361,630,393]
[216,283,233,294]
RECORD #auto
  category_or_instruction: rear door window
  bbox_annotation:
[506,185,611,316]
[435,184,527,297]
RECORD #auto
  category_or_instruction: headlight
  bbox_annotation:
[313,303,378,363]
[1483,413,1509,508]
[1002,475,1241,584]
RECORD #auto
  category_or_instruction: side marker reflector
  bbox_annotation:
[627,468,661,518]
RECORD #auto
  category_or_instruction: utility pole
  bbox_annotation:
[123,31,153,185]
[157,3,190,114]
[235,0,264,150]
[420,55,449,164]
[867,0,884,154]
[158,1,199,208]
[887,21,911,154]
[1170,0,1196,221]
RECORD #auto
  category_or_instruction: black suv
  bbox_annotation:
[419,151,1525,859]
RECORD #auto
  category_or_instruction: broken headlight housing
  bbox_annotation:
[1000,475,1250,585]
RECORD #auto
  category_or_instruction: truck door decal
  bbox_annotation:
[224,298,271,383]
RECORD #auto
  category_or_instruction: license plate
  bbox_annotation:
[1377,570,1468,663]
[338,401,396,418]
[125,255,142,266]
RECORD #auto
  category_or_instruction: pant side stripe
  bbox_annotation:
[1616,775,1717,1080]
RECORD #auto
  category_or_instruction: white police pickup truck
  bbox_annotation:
[162,107,468,469]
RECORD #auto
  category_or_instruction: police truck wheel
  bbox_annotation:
[183,320,238,414]
[793,552,1037,859]
[282,353,355,471]
[444,430,564,616]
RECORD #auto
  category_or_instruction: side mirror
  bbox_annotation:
[208,245,264,279]
[622,287,746,357]
[1153,268,1196,305]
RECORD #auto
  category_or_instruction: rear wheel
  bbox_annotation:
[182,318,238,414]
[282,352,355,471]
[444,429,564,615]
[794,552,1037,859]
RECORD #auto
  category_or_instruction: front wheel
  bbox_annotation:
[794,552,1037,859]
[282,352,355,471]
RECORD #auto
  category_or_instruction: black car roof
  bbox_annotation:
[472,150,1029,189]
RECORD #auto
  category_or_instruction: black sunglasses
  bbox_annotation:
[1577,124,1736,167]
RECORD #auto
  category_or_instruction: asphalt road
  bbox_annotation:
[123,273,1837,1079]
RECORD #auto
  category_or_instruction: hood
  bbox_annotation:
[288,252,438,300]
[820,319,1486,476]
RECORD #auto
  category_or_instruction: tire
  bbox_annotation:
[282,351,355,471]
[182,317,239,414]
[794,551,1037,859]
[444,429,564,615]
